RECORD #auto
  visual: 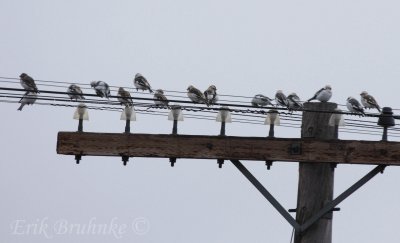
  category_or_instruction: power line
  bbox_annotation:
[0,76,393,113]
[2,79,400,138]
[0,86,392,119]
[3,97,400,138]
[1,90,398,131]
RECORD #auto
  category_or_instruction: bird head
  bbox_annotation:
[276,90,283,94]
[187,85,194,91]
[209,85,217,91]
[118,87,125,93]
[347,96,354,101]
[360,91,368,97]
[135,73,142,78]
[19,73,27,78]
[288,92,297,96]
[325,85,332,90]
[90,81,96,87]
[156,89,164,94]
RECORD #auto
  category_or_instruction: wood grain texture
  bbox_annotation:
[57,132,400,165]
[295,102,337,243]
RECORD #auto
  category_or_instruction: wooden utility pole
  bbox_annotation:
[295,102,337,243]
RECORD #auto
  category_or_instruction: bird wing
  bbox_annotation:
[276,93,288,106]
[70,86,81,94]
[260,95,272,103]
[203,90,209,99]
[136,76,151,88]
[103,82,111,97]
[365,95,379,107]
[308,88,323,101]
[314,88,324,96]
[192,88,205,99]
[95,90,104,97]
[103,82,109,90]
[349,99,364,112]
[155,93,168,103]
[23,76,38,90]
[119,91,133,105]
[71,86,84,99]
[122,91,132,99]
[288,94,302,108]
[94,81,102,87]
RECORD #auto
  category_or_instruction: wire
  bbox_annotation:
[3,86,392,121]
[0,76,393,108]
[4,96,400,137]
[1,91,397,132]
[3,78,400,138]
[1,91,396,133]
[3,76,400,118]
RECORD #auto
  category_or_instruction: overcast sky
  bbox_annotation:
[1,0,400,242]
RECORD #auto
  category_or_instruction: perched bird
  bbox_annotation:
[117,87,133,106]
[204,85,218,106]
[17,92,37,111]
[90,81,110,98]
[154,89,169,107]
[251,94,274,107]
[67,84,84,100]
[287,92,303,111]
[307,85,332,102]
[360,91,381,112]
[134,73,153,93]
[275,90,289,108]
[187,85,207,104]
[19,73,39,93]
[346,97,365,116]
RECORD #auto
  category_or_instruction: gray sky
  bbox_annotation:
[1,0,400,242]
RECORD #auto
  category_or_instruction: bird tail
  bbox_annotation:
[307,97,315,102]
[17,104,24,111]
[377,107,381,113]
[149,88,153,93]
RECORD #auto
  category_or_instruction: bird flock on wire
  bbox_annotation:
[17,73,381,116]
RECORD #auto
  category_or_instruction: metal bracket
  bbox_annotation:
[121,155,129,166]
[300,164,386,232]
[75,153,82,164]
[265,160,273,170]
[289,143,302,155]
[169,158,177,167]
[231,160,301,231]
[231,160,386,233]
